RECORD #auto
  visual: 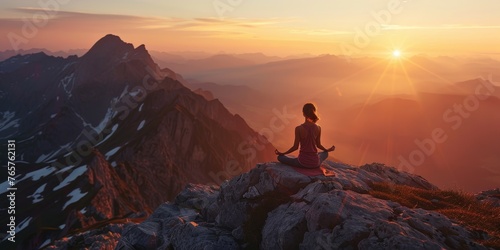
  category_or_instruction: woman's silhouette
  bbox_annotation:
[275,103,335,168]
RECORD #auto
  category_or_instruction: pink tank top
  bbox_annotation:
[298,123,320,168]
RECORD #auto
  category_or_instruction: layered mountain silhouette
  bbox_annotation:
[0,34,274,249]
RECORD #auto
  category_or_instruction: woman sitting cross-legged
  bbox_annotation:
[275,103,335,169]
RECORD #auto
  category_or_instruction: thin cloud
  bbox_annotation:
[194,18,227,23]
[289,29,351,36]
[10,7,143,20]
[2,8,305,38]
[0,8,360,53]
[382,24,500,30]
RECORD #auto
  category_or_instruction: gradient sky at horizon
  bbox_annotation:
[1,0,500,56]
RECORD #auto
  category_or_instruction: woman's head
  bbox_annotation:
[303,103,319,123]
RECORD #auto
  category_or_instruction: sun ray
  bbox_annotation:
[404,57,481,95]
[397,59,420,100]
[397,58,433,131]
[385,136,394,164]
[403,58,455,84]
[354,60,393,122]
[294,60,386,105]
[356,141,371,166]
[398,57,453,175]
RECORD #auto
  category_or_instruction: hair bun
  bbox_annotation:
[303,103,319,122]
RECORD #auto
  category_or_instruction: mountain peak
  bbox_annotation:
[130,44,152,61]
[135,44,146,51]
[77,35,159,82]
[96,34,126,47]
[82,34,134,61]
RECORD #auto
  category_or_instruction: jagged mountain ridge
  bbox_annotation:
[0,34,274,249]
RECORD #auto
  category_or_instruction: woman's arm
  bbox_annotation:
[316,126,335,152]
[275,126,300,155]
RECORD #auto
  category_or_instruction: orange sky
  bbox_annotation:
[1,1,500,57]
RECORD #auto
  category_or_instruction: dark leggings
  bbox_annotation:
[277,151,329,168]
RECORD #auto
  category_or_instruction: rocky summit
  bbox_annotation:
[46,161,496,249]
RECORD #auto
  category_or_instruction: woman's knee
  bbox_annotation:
[319,151,329,161]
[277,155,285,162]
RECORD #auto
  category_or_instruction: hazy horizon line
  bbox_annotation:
[2,46,500,61]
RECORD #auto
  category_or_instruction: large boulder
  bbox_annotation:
[116,184,239,250]
[476,188,500,207]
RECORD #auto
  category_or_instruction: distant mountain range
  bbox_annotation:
[0,48,87,62]
[0,49,286,74]
[0,34,274,249]
[170,53,500,192]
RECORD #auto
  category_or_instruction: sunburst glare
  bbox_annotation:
[392,50,401,58]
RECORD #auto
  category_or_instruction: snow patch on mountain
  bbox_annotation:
[17,217,32,233]
[18,135,35,143]
[105,146,121,159]
[62,61,77,71]
[35,142,72,163]
[59,73,75,98]
[0,111,19,135]
[129,88,143,97]
[94,107,117,134]
[95,124,119,146]
[39,239,52,249]
[0,111,15,125]
[53,165,88,191]
[0,181,13,195]
[56,165,75,174]
[137,120,146,130]
[63,188,88,210]
[19,166,57,182]
[28,183,47,203]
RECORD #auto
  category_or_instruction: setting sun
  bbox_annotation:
[392,50,401,58]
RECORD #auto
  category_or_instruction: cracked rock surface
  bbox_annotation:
[114,162,489,249]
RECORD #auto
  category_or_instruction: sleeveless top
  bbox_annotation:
[298,123,320,168]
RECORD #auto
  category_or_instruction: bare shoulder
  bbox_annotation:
[314,124,321,135]
[294,125,303,133]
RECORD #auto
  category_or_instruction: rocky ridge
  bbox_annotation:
[49,161,495,249]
